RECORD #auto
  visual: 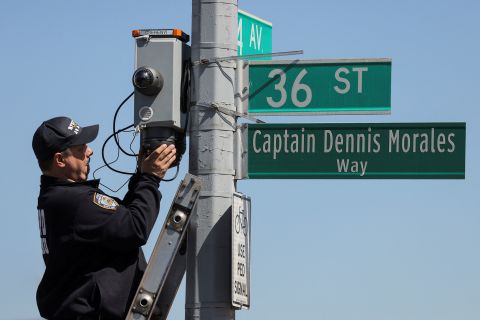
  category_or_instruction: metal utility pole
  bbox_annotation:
[187,0,237,320]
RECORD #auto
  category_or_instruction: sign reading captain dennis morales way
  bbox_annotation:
[241,123,465,179]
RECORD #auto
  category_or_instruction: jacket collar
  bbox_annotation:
[40,175,100,188]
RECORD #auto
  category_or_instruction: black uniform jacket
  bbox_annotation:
[36,172,162,319]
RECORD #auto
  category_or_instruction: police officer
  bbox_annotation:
[32,116,177,319]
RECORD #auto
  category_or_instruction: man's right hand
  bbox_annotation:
[140,144,177,179]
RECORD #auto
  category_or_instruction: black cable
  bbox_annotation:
[102,124,137,175]
[161,164,180,182]
[101,122,178,180]
[99,176,131,193]
[93,140,121,180]
[96,91,137,177]
[129,130,138,158]
[93,127,137,192]
[113,92,137,157]
[181,60,192,133]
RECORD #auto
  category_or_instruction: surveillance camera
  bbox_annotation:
[132,67,164,96]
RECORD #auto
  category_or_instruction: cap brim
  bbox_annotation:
[71,124,99,146]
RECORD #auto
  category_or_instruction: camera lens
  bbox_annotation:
[132,67,164,96]
[133,68,154,88]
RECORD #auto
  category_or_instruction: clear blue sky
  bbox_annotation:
[1,0,479,319]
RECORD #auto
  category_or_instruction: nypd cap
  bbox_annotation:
[32,116,99,161]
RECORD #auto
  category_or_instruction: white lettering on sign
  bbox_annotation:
[249,24,263,51]
[324,128,381,154]
[353,67,368,93]
[336,159,368,176]
[253,128,316,159]
[237,18,243,55]
[292,69,312,108]
[266,69,287,108]
[388,129,456,153]
[266,69,313,109]
[334,67,369,94]
[334,67,350,94]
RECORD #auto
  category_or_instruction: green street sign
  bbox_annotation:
[243,123,465,179]
[238,9,272,58]
[248,59,391,115]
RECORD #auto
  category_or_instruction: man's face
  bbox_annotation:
[62,144,93,182]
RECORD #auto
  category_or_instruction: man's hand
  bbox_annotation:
[140,144,177,179]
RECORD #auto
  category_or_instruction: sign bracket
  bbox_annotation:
[234,124,248,180]
[192,50,304,66]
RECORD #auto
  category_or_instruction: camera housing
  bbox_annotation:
[132,29,191,166]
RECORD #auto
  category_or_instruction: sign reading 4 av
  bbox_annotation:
[248,59,392,115]
[238,9,272,58]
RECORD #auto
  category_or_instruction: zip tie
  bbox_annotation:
[194,102,265,124]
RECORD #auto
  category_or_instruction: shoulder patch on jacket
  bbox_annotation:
[93,192,119,211]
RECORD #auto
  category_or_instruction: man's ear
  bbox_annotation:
[53,152,66,168]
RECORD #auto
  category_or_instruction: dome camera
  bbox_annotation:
[132,67,164,96]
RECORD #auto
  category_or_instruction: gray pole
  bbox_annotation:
[187,1,237,320]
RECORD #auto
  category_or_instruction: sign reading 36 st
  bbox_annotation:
[248,59,391,115]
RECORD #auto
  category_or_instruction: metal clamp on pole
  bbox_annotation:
[191,50,304,66]
[235,60,249,116]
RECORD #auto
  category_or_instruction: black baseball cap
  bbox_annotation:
[32,116,99,161]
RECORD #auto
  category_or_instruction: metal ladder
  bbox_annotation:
[125,173,201,320]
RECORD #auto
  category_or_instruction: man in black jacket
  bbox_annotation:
[32,116,177,319]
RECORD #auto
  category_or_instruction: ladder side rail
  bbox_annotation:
[151,239,188,320]
[125,174,201,320]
